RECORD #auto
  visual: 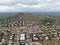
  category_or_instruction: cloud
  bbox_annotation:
[0,0,60,12]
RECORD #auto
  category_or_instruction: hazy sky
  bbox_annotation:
[0,0,60,12]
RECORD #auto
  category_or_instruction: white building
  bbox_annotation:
[20,34,26,41]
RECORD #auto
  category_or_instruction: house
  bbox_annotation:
[14,26,26,31]
[20,42,29,45]
[32,34,39,41]
[38,36,44,41]
[8,43,12,45]
[56,25,60,29]
[1,39,5,43]
[20,34,26,41]
[50,30,57,37]
[42,34,49,41]
[58,32,60,37]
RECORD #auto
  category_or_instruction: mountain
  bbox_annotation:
[0,12,60,18]
[0,12,17,17]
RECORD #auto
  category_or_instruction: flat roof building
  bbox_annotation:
[20,34,26,41]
